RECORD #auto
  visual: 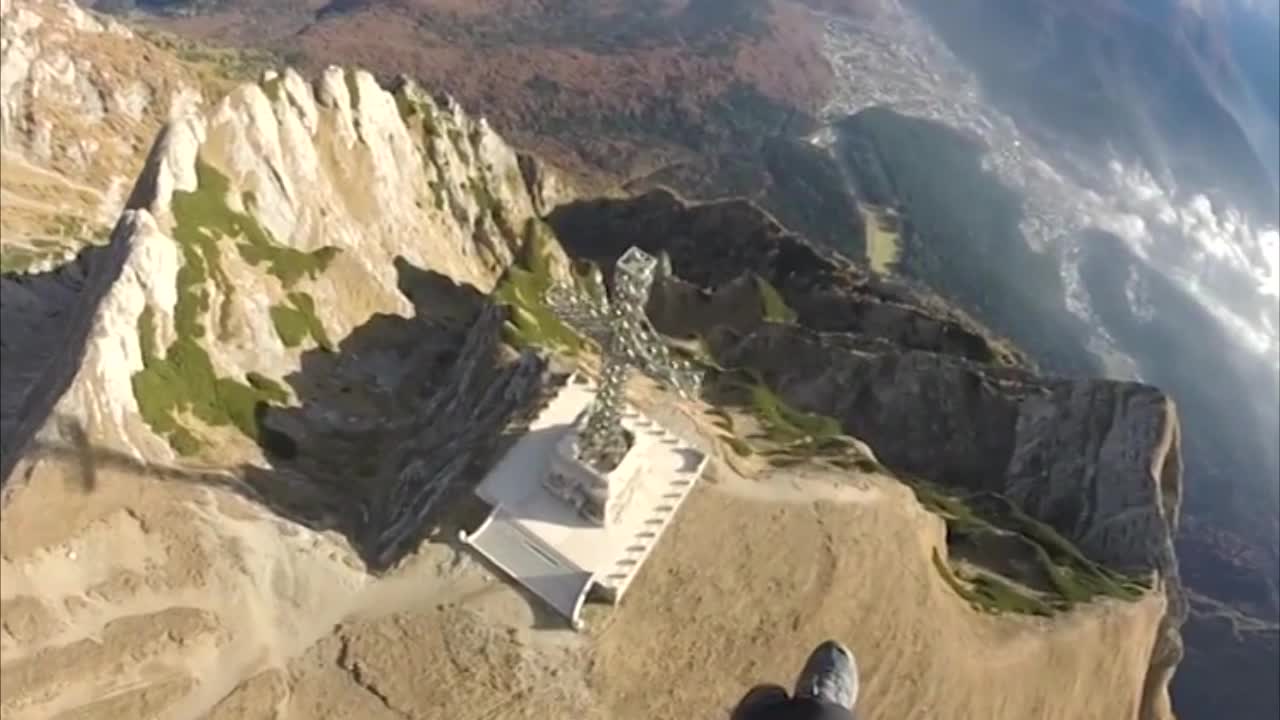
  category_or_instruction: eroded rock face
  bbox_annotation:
[548,188,1027,366]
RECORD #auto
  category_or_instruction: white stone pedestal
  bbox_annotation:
[459,373,708,629]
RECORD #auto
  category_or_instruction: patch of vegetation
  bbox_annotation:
[910,478,1148,616]
[138,305,159,361]
[973,494,1149,601]
[270,304,309,347]
[262,75,284,103]
[395,86,444,180]
[246,372,290,403]
[288,291,334,350]
[932,550,1053,616]
[421,110,440,138]
[344,68,361,109]
[132,305,285,455]
[695,363,862,468]
[721,370,842,446]
[131,158,336,456]
[270,291,333,351]
[754,275,797,323]
[492,219,587,354]
[0,248,40,274]
[172,161,338,294]
[237,190,340,287]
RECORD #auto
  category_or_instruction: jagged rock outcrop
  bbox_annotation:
[1,57,576,494]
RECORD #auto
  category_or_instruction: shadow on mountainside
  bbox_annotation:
[240,258,561,571]
[21,257,557,574]
[0,235,127,496]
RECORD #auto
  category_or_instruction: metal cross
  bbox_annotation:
[546,247,702,471]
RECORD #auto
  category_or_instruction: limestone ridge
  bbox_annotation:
[546,189,1186,720]
[0,63,568,499]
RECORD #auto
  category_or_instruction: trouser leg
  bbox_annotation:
[731,683,790,720]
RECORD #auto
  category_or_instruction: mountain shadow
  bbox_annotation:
[234,257,557,571]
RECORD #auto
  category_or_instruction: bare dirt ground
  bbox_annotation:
[0,427,1165,720]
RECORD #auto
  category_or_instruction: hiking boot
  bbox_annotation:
[793,640,859,710]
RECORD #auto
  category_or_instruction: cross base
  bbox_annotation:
[544,425,644,526]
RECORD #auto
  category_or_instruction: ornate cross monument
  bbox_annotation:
[460,245,711,628]
[542,247,702,524]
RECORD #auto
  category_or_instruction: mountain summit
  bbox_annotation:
[1,2,1187,719]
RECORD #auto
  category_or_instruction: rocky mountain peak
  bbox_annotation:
[0,3,1190,718]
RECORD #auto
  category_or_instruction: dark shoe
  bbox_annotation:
[793,640,859,710]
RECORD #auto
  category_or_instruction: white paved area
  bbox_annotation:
[461,375,708,628]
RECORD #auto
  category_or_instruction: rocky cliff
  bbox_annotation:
[0,3,1185,719]
[547,188,1186,719]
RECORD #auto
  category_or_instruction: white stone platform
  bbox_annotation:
[460,374,708,629]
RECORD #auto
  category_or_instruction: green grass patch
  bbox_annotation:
[288,291,334,350]
[470,178,515,236]
[138,305,159,362]
[909,479,1148,615]
[270,303,310,347]
[0,248,38,274]
[344,68,361,109]
[262,75,284,102]
[394,87,442,138]
[492,219,587,354]
[932,549,1053,616]
[695,364,867,472]
[734,373,842,446]
[246,372,290,403]
[238,190,339,287]
[132,157,338,456]
[171,159,338,291]
[131,316,286,455]
[270,291,333,351]
[754,275,797,323]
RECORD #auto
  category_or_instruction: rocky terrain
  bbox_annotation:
[0,1,1191,719]
[0,0,278,272]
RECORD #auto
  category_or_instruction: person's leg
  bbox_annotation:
[792,641,859,711]
[731,683,790,720]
